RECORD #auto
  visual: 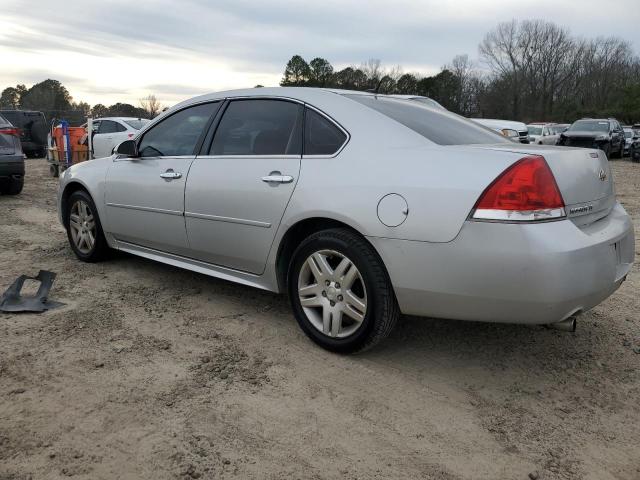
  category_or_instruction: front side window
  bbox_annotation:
[139,102,219,157]
[210,99,302,155]
[304,108,347,155]
[345,94,510,146]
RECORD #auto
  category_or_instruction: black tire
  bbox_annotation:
[49,164,59,178]
[613,141,623,159]
[65,190,109,262]
[288,228,399,354]
[601,143,611,159]
[3,177,24,195]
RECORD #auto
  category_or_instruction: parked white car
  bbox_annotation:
[91,117,150,159]
[471,118,530,143]
[528,123,563,145]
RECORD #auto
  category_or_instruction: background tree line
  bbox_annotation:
[0,79,162,126]
[281,19,640,123]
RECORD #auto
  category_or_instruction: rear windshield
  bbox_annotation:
[123,119,150,130]
[0,114,9,126]
[344,95,509,145]
[569,120,609,132]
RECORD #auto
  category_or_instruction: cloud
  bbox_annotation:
[1,0,638,106]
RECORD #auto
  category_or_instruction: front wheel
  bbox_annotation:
[65,190,109,262]
[288,228,399,353]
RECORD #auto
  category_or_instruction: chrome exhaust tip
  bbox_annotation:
[547,316,577,332]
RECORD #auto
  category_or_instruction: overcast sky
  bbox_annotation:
[1,0,638,107]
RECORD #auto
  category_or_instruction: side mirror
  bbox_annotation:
[115,139,138,157]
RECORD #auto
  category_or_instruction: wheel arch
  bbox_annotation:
[275,216,384,292]
[60,180,93,227]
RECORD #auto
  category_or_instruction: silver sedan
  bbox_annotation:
[57,88,635,353]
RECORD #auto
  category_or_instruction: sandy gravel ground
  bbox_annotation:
[1,158,639,480]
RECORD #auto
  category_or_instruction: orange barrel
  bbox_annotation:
[52,126,65,160]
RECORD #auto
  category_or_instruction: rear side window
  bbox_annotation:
[123,119,149,130]
[210,99,302,155]
[304,108,347,155]
[139,102,220,157]
[98,120,119,134]
[345,95,509,146]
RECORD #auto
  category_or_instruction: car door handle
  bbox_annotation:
[160,170,182,180]
[262,174,294,184]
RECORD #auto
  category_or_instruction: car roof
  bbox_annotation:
[93,117,148,121]
[171,87,400,111]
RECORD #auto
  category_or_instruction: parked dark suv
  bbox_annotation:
[557,118,625,159]
[0,113,25,195]
[630,129,640,163]
[0,110,47,158]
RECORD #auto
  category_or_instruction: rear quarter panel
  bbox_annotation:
[278,94,523,243]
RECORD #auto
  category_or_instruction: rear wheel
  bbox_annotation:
[288,228,399,353]
[2,177,24,195]
[65,190,109,262]
[601,143,611,159]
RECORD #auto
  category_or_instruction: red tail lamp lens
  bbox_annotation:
[473,155,565,221]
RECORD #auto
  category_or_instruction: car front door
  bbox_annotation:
[184,98,303,274]
[104,102,220,256]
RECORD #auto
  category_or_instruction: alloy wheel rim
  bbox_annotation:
[297,249,367,339]
[69,200,96,254]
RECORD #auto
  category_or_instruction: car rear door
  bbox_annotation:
[93,120,120,158]
[104,102,220,256]
[184,98,303,274]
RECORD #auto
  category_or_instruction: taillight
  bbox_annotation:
[128,133,134,138]
[0,127,20,136]
[471,155,566,222]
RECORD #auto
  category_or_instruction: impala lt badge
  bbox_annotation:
[599,169,607,181]
[569,205,594,215]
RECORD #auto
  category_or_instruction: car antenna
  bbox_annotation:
[366,78,385,97]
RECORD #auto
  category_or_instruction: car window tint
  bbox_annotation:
[304,108,347,155]
[345,94,510,145]
[98,120,118,134]
[139,102,220,157]
[210,99,302,155]
[115,122,127,132]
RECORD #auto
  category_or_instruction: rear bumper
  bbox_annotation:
[0,158,25,179]
[368,202,634,324]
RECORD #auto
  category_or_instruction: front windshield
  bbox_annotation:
[569,120,609,133]
[527,126,543,136]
